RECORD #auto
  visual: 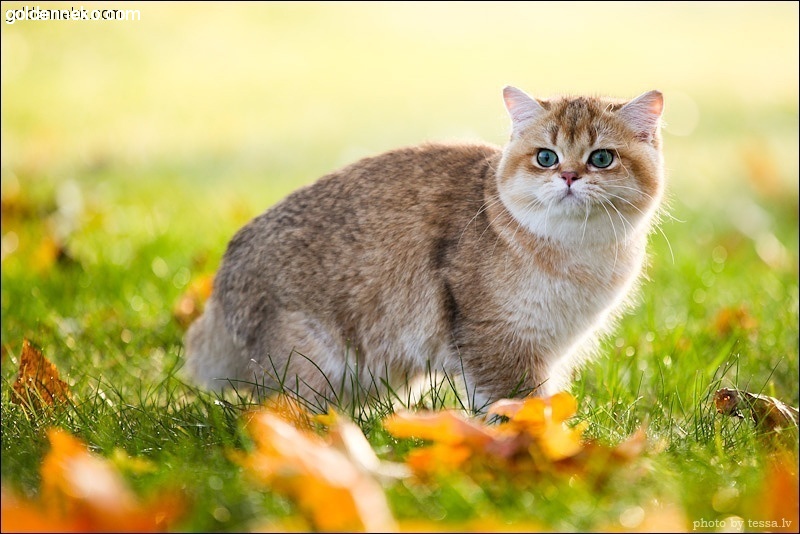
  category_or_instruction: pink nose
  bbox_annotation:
[561,171,580,187]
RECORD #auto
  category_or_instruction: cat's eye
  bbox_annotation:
[589,149,614,168]
[536,149,559,168]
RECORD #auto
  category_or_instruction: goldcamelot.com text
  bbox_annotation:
[5,5,141,24]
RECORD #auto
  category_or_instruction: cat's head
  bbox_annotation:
[496,86,664,247]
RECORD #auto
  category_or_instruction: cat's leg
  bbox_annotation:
[459,342,551,409]
[246,311,351,411]
[184,296,251,391]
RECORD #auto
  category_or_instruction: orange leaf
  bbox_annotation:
[321,408,409,480]
[1,485,76,533]
[262,393,315,432]
[489,392,579,437]
[748,454,800,531]
[238,409,396,532]
[173,273,214,329]
[383,409,496,447]
[713,305,757,337]
[11,339,71,410]
[39,428,184,532]
[537,420,587,462]
[405,443,472,475]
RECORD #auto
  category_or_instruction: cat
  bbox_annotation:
[184,86,665,412]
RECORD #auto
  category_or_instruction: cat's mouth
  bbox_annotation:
[560,188,582,202]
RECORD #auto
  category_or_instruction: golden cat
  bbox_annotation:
[185,86,664,411]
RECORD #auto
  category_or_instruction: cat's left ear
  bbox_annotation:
[503,86,545,138]
[618,90,664,143]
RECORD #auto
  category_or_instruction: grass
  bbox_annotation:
[1,2,798,532]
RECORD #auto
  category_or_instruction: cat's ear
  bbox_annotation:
[503,86,544,137]
[618,90,664,143]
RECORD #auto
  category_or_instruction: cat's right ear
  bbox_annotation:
[618,90,664,143]
[503,86,544,138]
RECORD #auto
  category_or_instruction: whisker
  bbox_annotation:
[597,199,619,269]
[603,191,675,264]
[460,194,503,246]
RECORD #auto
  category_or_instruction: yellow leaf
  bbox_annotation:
[11,339,71,410]
[537,421,587,462]
[549,392,579,422]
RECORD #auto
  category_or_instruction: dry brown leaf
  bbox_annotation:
[11,339,71,410]
[2,429,184,533]
[714,388,799,431]
[173,273,214,329]
[236,408,396,532]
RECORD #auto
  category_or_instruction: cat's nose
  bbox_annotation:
[561,171,580,187]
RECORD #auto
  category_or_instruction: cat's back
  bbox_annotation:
[215,143,500,320]
[222,143,500,262]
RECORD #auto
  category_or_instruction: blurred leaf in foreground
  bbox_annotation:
[746,453,800,532]
[385,392,642,481]
[235,401,397,532]
[2,429,184,532]
[11,339,71,411]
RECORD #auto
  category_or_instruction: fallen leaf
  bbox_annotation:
[2,429,184,532]
[263,393,315,432]
[237,406,396,532]
[384,392,646,482]
[173,273,214,329]
[383,409,496,447]
[11,339,71,410]
[714,388,799,431]
[318,408,409,481]
[747,453,800,532]
[1,485,74,533]
[712,306,757,337]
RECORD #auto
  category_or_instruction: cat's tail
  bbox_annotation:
[183,296,249,391]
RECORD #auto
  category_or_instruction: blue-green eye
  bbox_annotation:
[589,149,614,168]
[536,149,558,168]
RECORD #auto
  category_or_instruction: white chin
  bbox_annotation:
[502,194,632,246]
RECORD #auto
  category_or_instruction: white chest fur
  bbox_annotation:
[494,243,642,358]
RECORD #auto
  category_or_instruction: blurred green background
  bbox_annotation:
[2,2,797,197]
[1,1,798,385]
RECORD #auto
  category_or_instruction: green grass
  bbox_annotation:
[2,3,798,532]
